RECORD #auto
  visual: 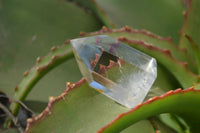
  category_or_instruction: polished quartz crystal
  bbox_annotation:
[70,35,157,108]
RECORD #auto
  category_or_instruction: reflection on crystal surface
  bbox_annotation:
[71,35,157,108]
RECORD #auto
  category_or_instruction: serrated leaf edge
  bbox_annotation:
[11,40,73,116]
[98,87,198,133]
[25,78,86,133]
[80,26,186,53]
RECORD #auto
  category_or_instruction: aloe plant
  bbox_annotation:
[1,0,200,133]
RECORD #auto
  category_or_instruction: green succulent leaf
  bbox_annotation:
[159,114,189,133]
[10,43,74,116]
[148,117,177,133]
[81,28,200,88]
[120,37,199,89]
[184,34,200,75]
[25,80,200,133]
[81,27,193,67]
[25,79,173,133]
[179,0,200,59]
[99,87,200,133]
[25,79,128,132]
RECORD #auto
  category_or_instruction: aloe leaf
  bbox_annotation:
[122,119,175,133]
[10,43,73,116]
[122,118,176,133]
[119,37,200,88]
[25,80,170,133]
[25,81,200,133]
[25,79,128,132]
[184,34,200,75]
[95,0,185,43]
[81,27,197,73]
[121,120,155,133]
[81,27,186,62]
[159,114,188,133]
[82,28,200,88]
[99,87,200,133]
[179,0,200,59]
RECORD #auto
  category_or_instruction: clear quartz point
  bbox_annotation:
[70,35,157,108]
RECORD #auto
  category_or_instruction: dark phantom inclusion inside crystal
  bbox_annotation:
[91,51,120,93]
[94,51,119,72]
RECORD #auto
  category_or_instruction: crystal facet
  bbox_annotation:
[70,35,157,108]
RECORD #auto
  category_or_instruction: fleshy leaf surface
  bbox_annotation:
[119,37,199,88]
[10,42,74,116]
[184,34,200,74]
[80,27,200,88]
[81,27,189,64]
[25,79,156,133]
[179,0,200,59]
[25,80,200,133]
[148,117,177,133]
[99,87,200,133]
